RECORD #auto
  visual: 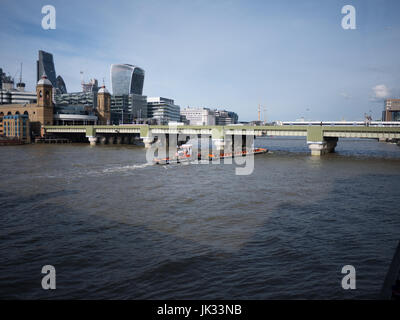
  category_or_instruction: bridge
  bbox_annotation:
[43,124,400,156]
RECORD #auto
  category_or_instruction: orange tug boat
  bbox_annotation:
[154,144,268,165]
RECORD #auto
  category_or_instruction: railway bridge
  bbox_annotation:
[43,124,400,156]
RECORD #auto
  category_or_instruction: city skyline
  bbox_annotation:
[1,0,400,121]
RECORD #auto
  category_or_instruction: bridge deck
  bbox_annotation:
[44,124,400,140]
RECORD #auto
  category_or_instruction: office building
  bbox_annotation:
[110,94,130,124]
[0,70,14,92]
[1,114,31,143]
[36,50,67,94]
[382,99,400,121]
[110,64,145,96]
[56,76,67,94]
[37,50,57,87]
[55,91,97,110]
[110,93,148,124]
[180,107,216,125]
[52,102,98,125]
[0,67,37,105]
[214,109,239,125]
[54,89,102,125]
[0,90,37,105]
[147,97,180,124]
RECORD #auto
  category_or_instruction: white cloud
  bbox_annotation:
[340,92,351,99]
[372,84,390,100]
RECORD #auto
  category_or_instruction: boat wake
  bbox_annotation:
[101,162,154,174]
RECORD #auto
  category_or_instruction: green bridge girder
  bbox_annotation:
[43,124,400,142]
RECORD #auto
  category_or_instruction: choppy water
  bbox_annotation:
[0,137,399,299]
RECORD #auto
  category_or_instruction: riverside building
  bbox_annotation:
[1,114,31,143]
[180,107,216,126]
[214,109,239,125]
[147,97,180,124]
[382,99,400,121]
[110,94,148,124]
[0,74,54,137]
[0,67,37,105]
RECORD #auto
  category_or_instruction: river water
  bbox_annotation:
[0,137,399,299]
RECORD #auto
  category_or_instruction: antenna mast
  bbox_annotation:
[19,62,23,83]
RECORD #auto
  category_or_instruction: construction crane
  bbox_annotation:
[263,106,267,124]
[16,62,25,91]
[257,104,267,124]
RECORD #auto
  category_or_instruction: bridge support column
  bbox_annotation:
[88,136,98,146]
[307,137,338,156]
[85,126,97,146]
[211,127,225,156]
[213,139,225,155]
[140,125,154,148]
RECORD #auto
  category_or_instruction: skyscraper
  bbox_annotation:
[110,64,145,96]
[56,76,67,94]
[37,50,57,87]
[36,50,68,94]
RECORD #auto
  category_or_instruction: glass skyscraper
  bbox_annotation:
[56,76,67,94]
[37,50,57,87]
[36,50,67,94]
[110,64,145,96]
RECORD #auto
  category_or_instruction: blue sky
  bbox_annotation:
[1,0,399,121]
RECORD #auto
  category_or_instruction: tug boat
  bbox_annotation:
[153,144,268,165]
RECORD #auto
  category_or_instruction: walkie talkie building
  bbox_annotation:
[110,64,145,96]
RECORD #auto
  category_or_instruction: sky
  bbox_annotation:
[0,0,399,121]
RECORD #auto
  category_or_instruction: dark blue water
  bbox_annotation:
[0,137,399,299]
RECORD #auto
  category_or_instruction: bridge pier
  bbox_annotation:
[122,136,130,144]
[213,138,225,155]
[307,137,338,156]
[88,136,97,146]
[211,127,225,156]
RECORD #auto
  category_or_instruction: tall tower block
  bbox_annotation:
[97,85,111,125]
